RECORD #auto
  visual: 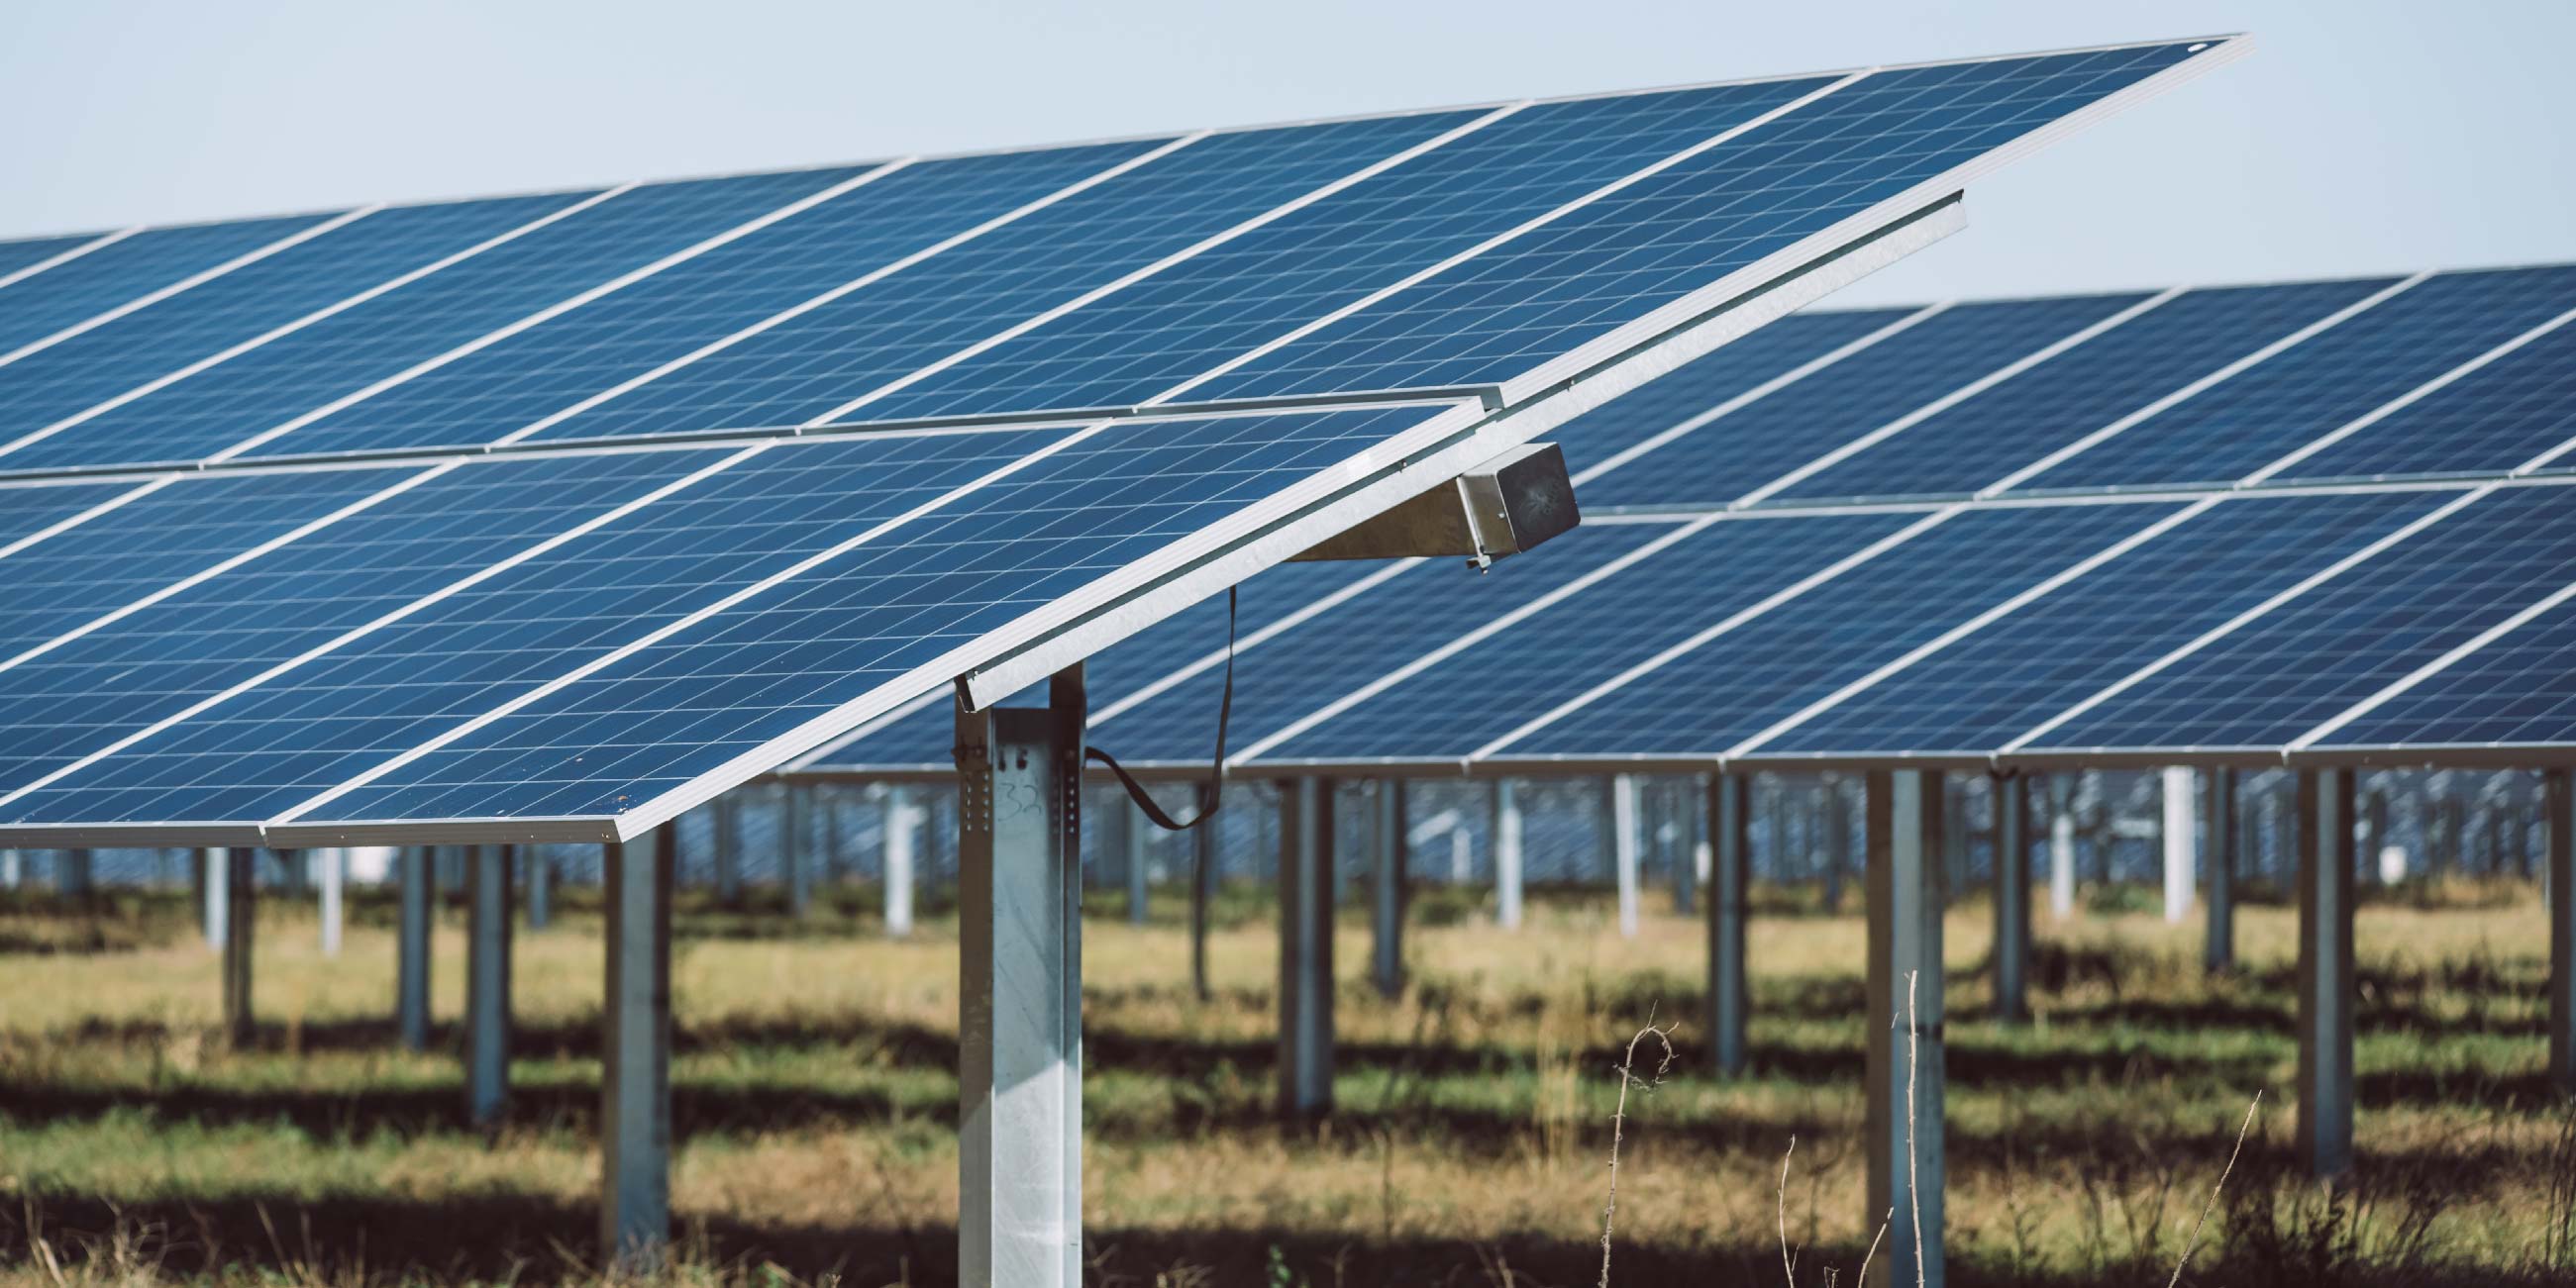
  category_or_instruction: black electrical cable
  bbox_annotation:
[1085,585,1232,832]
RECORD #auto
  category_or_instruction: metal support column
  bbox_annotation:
[2163,766,2196,924]
[527,847,553,931]
[1708,773,1751,1076]
[1993,772,2029,1024]
[1612,774,1641,937]
[1866,770,1945,1288]
[884,786,917,938]
[320,847,345,956]
[2207,770,2237,974]
[1279,776,1336,1119]
[203,847,229,948]
[2048,774,2077,919]
[397,846,433,1051]
[2296,769,2357,1181]
[956,666,1086,1288]
[1676,778,1703,916]
[1124,793,1150,926]
[466,844,514,1127]
[222,847,257,1048]
[715,794,744,906]
[601,829,673,1268]
[2547,770,2576,1095]
[1493,779,1523,930]
[1371,779,1406,998]
[60,847,92,898]
[1190,807,1214,1003]
[784,786,812,919]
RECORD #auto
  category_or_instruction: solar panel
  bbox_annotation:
[2297,582,2576,749]
[2012,484,2576,752]
[0,214,345,360]
[0,36,2255,841]
[0,233,122,292]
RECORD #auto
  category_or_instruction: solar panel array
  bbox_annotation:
[0,37,2245,844]
[798,261,2576,780]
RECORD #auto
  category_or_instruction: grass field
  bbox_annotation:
[2,878,2572,1286]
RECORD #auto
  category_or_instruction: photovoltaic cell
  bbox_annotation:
[2010,266,2576,490]
[215,407,1456,823]
[0,480,137,547]
[0,213,339,357]
[1099,522,1681,764]
[1773,277,2409,500]
[0,234,109,288]
[1581,294,2151,509]
[23,168,891,469]
[2269,300,2576,481]
[2022,486,2576,749]
[2311,587,2576,747]
[512,116,1486,445]
[258,148,1185,457]
[1501,502,2190,757]
[1751,490,2456,753]
[802,75,1849,423]
[1268,513,1922,761]
[0,195,598,466]
[0,450,724,812]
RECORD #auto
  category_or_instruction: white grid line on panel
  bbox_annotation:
[1999,487,2495,751]
[0,479,176,563]
[802,106,1531,426]
[2289,572,2576,749]
[0,188,636,465]
[1721,498,2218,756]
[0,229,142,295]
[488,135,1208,446]
[0,208,381,373]
[0,446,774,814]
[1734,289,2183,507]
[1980,272,2432,496]
[262,424,1116,826]
[200,165,910,463]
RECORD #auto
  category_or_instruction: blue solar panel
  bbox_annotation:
[0,195,601,468]
[0,234,110,289]
[2310,585,2576,747]
[774,76,1844,423]
[2021,485,2576,749]
[15,168,883,470]
[181,407,1463,819]
[1096,521,1680,764]
[0,480,133,548]
[1749,491,2457,753]
[1266,514,1921,761]
[46,407,1454,825]
[17,168,896,471]
[1774,277,2409,501]
[1501,502,2190,757]
[0,214,339,357]
[1581,294,2151,509]
[2271,296,2576,481]
[849,45,2215,424]
[250,147,1191,458]
[508,116,1489,446]
[0,450,722,811]
[1542,308,1917,492]
[0,468,402,661]
[2009,266,2576,491]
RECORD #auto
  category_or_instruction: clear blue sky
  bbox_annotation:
[2,2,2569,305]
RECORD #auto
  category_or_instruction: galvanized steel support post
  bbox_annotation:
[1190,809,1214,1002]
[956,666,1087,1288]
[467,844,514,1127]
[601,830,673,1268]
[2296,769,2357,1181]
[397,846,433,1051]
[2548,770,2576,1095]
[2048,774,2078,919]
[1866,770,1945,1288]
[202,847,228,947]
[1492,780,1523,931]
[1612,774,1641,938]
[884,786,916,938]
[2163,766,2196,924]
[1371,780,1406,998]
[223,846,257,1048]
[527,846,553,931]
[1708,773,1751,1077]
[319,847,344,956]
[2207,770,2237,974]
[1125,793,1151,925]
[1992,772,2029,1024]
[1279,776,1337,1119]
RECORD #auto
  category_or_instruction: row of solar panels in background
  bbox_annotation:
[804,263,2576,771]
[0,41,2221,474]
